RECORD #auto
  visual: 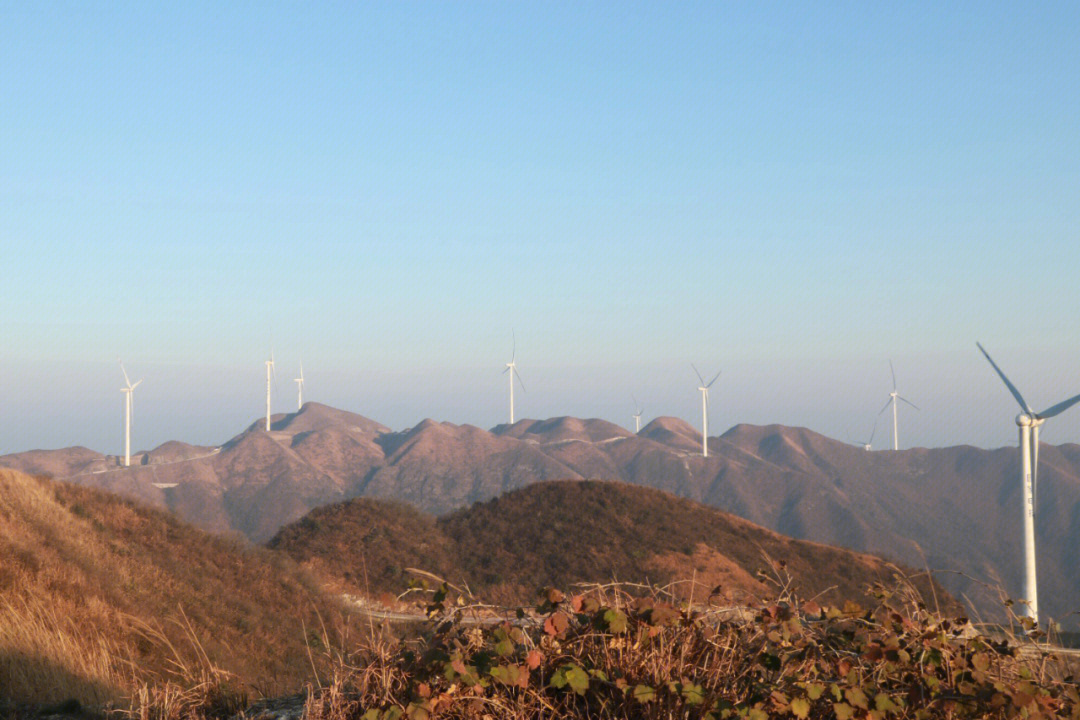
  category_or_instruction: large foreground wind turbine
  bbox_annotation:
[503,333,525,424]
[294,362,305,410]
[692,365,720,458]
[879,361,919,450]
[977,342,1080,627]
[119,362,142,467]
[632,395,644,433]
[265,352,276,431]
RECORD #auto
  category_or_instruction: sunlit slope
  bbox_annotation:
[271,480,950,608]
[0,469,337,707]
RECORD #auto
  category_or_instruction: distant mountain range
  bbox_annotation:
[269,479,950,609]
[3,401,1077,622]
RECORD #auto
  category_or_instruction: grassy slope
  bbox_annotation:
[267,497,459,598]
[272,479,947,607]
[0,469,340,707]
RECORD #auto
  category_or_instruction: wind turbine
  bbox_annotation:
[855,416,879,451]
[632,395,644,433]
[119,362,142,467]
[879,360,919,450]
[977,342,1080,627]
[503,333,525,424]
[294,362,305,410]
[265,351,276,431]
[692,365,720,458]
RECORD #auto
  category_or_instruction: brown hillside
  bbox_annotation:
[267,497,457,597]
[0,469,339,708]
[272,480,948,609]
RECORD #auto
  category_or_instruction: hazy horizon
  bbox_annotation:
[4,2,1080,453]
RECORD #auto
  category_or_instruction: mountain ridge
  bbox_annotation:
[2,401,1078,623]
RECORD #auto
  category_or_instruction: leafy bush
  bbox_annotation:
[299,573,1079,720]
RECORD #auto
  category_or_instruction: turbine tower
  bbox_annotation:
[294,362,305,410]
[632,395,643,433]
[119,362,142,468]
[503,333,525,424]
[977,342,1080,627]
[692,365,720,458]
[879,360,919,450]
[265,352,275,431]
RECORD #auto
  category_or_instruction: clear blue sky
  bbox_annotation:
[3,2,1080,454]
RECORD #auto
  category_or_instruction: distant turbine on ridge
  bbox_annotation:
[855,416,879,451]
[503,332,525,424]
[878,360,918,450]
[632,395,644,434]
[692,364,720,458]
[977,342,1080,627]
[119,361,142,467]
[294,362,305,410]
[265,351,276,431]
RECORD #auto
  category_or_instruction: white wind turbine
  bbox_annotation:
[878,360,919,450]
[855,415,879,451]
[265,351,276,431]
[503,333,525,424]
[632,395,644,433]
[119,362,142,467]
[692,365,721,458]
[294,362,305,410]
[977,342,1080,627]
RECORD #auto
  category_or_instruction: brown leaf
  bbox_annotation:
[544,612,569,637]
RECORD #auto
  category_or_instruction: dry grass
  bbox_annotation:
[0,469,342,710]
[0,596,125,707]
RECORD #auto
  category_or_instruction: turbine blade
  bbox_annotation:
[502,366,510,374]
[512,330,516,363]
[897,395,919,411]
[1037,392,1080,420]
[868,417,878,444]
[877,396,893,416]
[514,367,526,393]
[976,342,1032,414]
[691,364,705,386]
[119,361,132,388]
[706,370,721,388]
[889,360,897,391]
[132,379,142,390]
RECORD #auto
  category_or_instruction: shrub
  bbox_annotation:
[300,574,1079,720]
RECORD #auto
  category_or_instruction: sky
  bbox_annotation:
[2,2,1080,454]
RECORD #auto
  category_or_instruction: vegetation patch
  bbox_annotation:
[299,575,1079,720]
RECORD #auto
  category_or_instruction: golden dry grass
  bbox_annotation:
[0,468,342,710]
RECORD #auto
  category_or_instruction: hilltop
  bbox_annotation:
[0,468,340,709]
[4,402,1079,622]
[270,480,949,608]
